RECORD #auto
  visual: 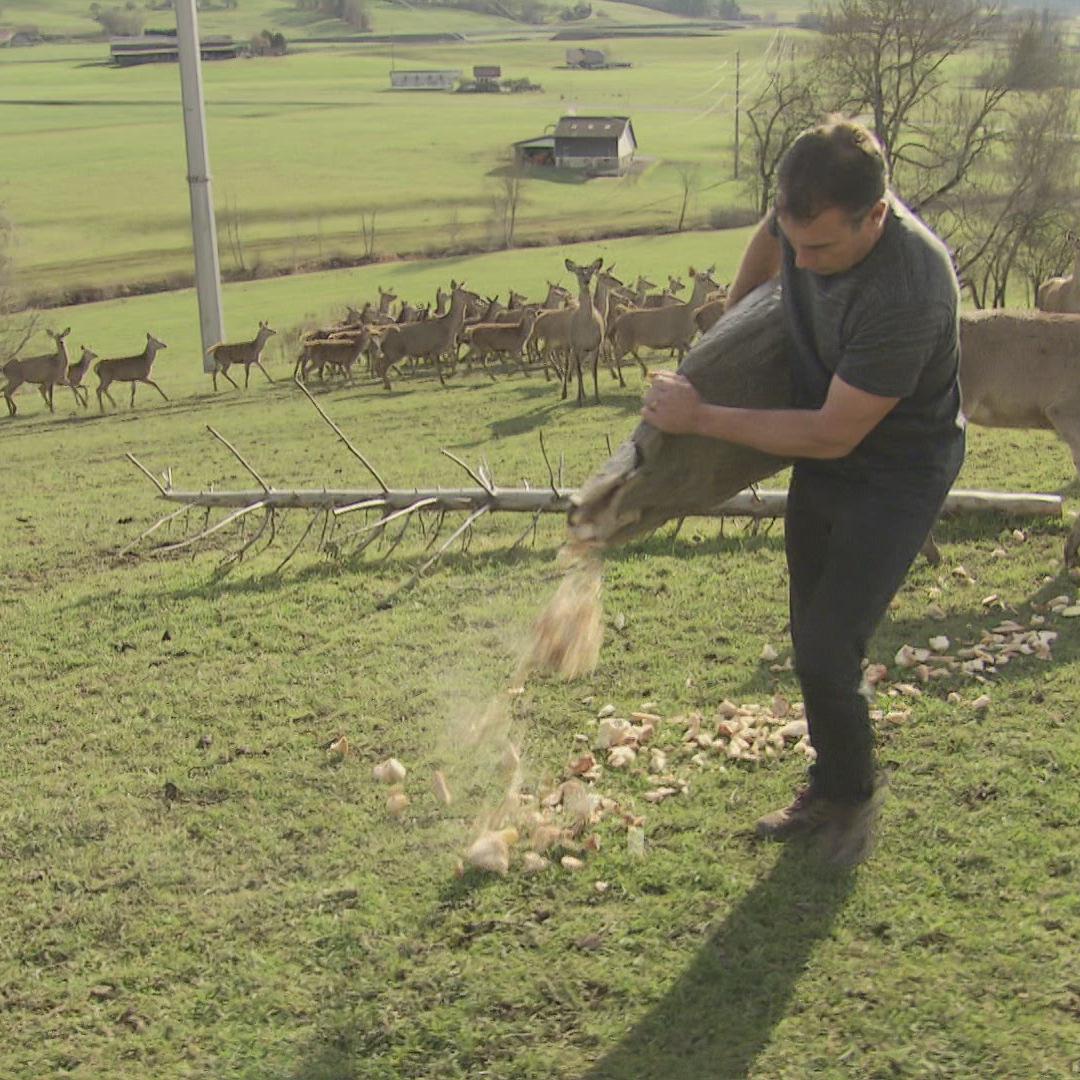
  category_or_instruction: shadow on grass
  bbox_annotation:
[287,843,854,1080]
[582,844,855,1080]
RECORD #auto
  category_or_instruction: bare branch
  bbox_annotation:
[126,452,169,496]
[206,426,271,493]
[294,375,389,492]
[440,448,495,494]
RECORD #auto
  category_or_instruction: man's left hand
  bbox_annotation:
[641,371,703,435]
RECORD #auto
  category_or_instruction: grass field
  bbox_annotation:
[3,0,805,38]
[2,240,1080,1077]
[1,25,790,302]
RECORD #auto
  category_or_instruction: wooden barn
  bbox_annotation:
[389,69,461,91]
[553,115,637,176]
[109,34,241,66]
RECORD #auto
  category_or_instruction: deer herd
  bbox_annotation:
[3,232,1080,419]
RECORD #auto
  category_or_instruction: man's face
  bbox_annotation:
[777,200,887,276]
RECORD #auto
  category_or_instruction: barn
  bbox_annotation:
[389,69,461,91]
[109,34,241,65]
[553,115,637,177]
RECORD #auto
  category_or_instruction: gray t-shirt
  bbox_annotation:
[773,197,964,468]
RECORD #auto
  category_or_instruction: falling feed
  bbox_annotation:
[515,545,604,682]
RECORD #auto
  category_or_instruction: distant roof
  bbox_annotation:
[555,116,632,139]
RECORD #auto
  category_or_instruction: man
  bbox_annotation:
[642,118,965,865]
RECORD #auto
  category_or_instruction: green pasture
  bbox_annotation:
[0,29,787,302]
[2,244,1080,1078]
[4,0,802,39]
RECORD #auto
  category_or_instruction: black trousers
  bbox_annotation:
[784,434,965,803]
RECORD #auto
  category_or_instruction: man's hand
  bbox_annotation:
[641,371,703,435]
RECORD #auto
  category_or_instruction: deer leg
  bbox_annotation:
[3,388,16,417]
[255,360,273,384]
[218,366,238,391]
[560,351,571,401]
[244,364,251,389]
[1045,403,1080,566]
[46,383,56,413]
[143,378,168,402]
[130,382,138,408]
[591,348,601,405]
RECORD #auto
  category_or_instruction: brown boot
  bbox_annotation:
[754,787,843,840]
[823,776,889,867]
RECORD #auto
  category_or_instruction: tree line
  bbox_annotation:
[740,1,1080,307]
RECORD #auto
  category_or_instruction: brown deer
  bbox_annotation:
[563,257,606,404]
[95,333,168,412]
[295,333,369,385]
[461,306,539,375]
[63,345,97,408]
[206,321,276,390]
[643,275,685,307]
[609,266,719,379]
[1036,230,1080,314]
[958,308,1080,564]
[2,327,71,417]
[377,281,478,387]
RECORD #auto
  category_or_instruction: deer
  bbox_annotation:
[461,306,540,376]
[1036,230,1080,314]
[62,345,97,408]
[956,308,1080,565]
[95,332,168,412]
[609,265,720,380]
[376,281,478,388]
[563,257,607,405]
[642,275,685,307]
[295,333,369,386]
[2,327,71,417]
[205,321,276,391]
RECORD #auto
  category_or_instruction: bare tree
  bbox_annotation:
[941,89,1079,308]
[0,202,39,367]
[741,36,822,216]
[668,161,702,231]
[815,0,1007,211]
[492,160,527,249]
[359,210,377,259]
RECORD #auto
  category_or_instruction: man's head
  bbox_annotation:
[776,117,889,276]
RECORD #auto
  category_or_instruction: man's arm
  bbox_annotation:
[724,216,782,311]
[642,371,899,459]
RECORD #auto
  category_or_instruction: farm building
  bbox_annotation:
[513,116,637,176]
[389,69,461,91]
[555,115,637,176]
[109,34,241,65]
[566,47,607,69]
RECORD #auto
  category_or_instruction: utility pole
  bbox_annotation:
[175,0,225,373]
[733,49,741,181]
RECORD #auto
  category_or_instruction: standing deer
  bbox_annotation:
[95,333,168,412]
[2,327,71,417]
[63,345,97,408]
[564,257,607,405]
[1036,230,1080,313]
[205,321,277,390]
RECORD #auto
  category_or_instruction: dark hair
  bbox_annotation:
[776,117,888,224]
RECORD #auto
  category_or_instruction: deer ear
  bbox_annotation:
[591,257,603,272]
[688,266,696,276]
[565,258,576,272]
[706,264,716,275]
